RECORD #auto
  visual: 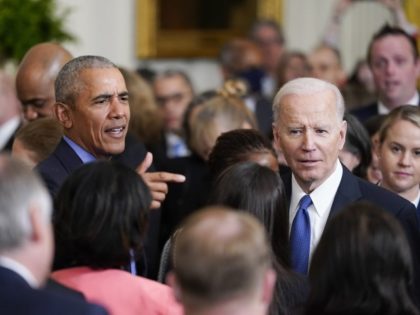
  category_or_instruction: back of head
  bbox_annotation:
[13,118,63,166]
[172,206,273,311]
[55,55,116,107]
[208,128,277,179]
[120,67,163,145]
[306,201,418,315]
[342,112,372,179]
[54,161,151,269]
[209,161,289,267]
[189,93,257,160]
[273,77,345,125]
[0,154,51,253]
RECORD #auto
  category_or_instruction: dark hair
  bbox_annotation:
[343,112,372,179]
[208,162,308,315]
[367,24,419,65]
[306,201,419,315]
[54,161,151,269]
[363,114,387,138]
[208,129,277,180]
[208,161,289,267]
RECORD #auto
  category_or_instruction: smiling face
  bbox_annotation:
[369,34,420,109]
[378,119,420,200]
[60,67,130,159]
[273,90,346,193]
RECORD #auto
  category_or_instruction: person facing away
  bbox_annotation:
[52,161,182,315]
[305,201,420,315]
[0,154,108,315]
[352,25,420,122]
[167,206,276,315]
[272,77,420,301]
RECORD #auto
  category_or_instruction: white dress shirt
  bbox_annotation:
[289,161,343,262]
[0,116,20,150]
[378,92,419,115]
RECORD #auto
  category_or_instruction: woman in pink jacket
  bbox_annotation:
[51,161,183,315]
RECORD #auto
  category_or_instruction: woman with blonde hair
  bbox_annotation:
[376,105,420,218]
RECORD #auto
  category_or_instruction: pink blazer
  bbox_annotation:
[52,267,183,315]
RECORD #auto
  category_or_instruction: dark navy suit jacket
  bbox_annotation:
[282,166,420,301]
[351,97,420,123]
[0,266,107,315]
[35,136,161,279]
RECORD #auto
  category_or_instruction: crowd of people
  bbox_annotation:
[1,0,420,314]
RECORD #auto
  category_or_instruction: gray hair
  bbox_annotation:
[55,55,117,106]
[0,155,52,251]
[272,77,345,125]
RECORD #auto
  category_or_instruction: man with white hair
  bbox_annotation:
[0,154,107,314]
[272,77,420,300]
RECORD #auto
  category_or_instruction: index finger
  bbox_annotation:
[154,171,186,183]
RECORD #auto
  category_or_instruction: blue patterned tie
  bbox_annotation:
[290,195,312,274]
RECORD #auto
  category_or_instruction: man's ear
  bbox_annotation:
[272,123,280,146]
[338,120,347,150]
[54,102,73,129]
[28,204,44,244]
[261,268,276,304]
[166,272,182,302]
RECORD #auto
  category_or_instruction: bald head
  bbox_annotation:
[16,43,73,122]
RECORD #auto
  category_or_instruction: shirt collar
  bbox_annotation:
[411,189,420,208]
[63,136,96,164]
[290,161,343,218]
[378,92,419,115]
[0,116,20,150]
[0,256,39,288]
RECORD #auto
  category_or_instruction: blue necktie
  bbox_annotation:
[290,195,312,274]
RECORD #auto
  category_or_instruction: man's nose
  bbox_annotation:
[302,131,315,150]
[24,106,38,121]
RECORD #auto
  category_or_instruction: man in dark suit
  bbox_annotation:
[36,55,185,206]
[272,77,420,300]
[36,56,185,279]
[352,25,420,122]
[0,154,108,315]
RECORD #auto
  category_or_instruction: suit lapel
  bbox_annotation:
[54,139,84,174]
[329,166,362,221]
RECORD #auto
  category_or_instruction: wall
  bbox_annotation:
[56,0,393,92]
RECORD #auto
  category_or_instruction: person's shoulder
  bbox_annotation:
[356,176,416,216]
[40,288,108,315]
[0,283,108,315]
[350,101,378,122]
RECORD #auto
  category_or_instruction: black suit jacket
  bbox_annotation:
[0,266,107,315]
[282,166,420,301]
[35,136,161,280]
[351,96,420,122]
